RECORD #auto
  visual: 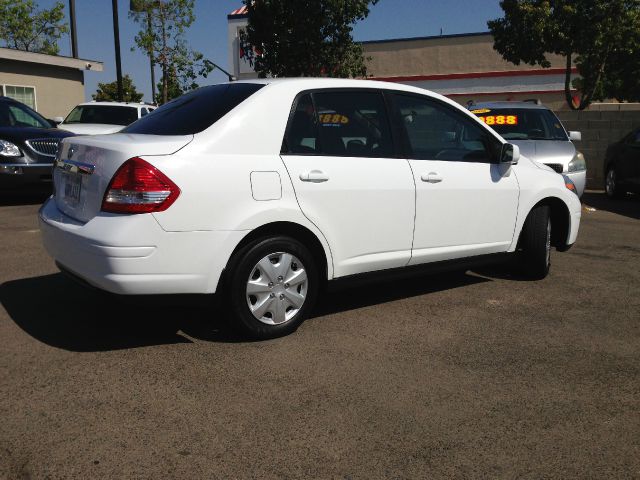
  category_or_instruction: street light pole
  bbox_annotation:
[68,0,78,58]
[112,0,124,102]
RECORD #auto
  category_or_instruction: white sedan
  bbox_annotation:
[40,78,582,339]
[57,101,156,135]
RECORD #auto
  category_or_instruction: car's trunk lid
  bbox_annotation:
[54,133,192,223]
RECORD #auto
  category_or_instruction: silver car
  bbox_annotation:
[469,101,586,197]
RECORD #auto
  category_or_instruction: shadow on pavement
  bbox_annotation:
[582,191,640,220]
[0,187,51,207]
[1,270,489,351]
[314,271,489,317]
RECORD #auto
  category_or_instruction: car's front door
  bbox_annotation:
[389,93,520,264]
[619,130,640,188]
[280,90,415,278]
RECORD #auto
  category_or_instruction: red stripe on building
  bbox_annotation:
[446,89,576,97]
[230,6,248,16]
[371,68,578,83]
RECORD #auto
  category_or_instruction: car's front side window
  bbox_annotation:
[392,94,499,163]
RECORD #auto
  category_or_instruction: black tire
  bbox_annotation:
[226,236,318,339]
[520,205,551,280]
[605,167,625,198]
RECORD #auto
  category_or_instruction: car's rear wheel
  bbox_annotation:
[227,236,318,339]
[605,167,625,198]
[520,205,551,280]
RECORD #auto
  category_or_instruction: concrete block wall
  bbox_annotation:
[555,105,640,189]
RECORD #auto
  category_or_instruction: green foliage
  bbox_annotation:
[93,75,144,103]
[239,0,379,78]
[489,0,640,110]
[129,0,213,104]
[0,0,68,55]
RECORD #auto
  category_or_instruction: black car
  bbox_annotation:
[604,128,640,198]
[0,96,75,189]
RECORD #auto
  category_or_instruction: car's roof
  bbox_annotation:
[230,77,437,95]
[76,101,152,107]
[470,101,550,110]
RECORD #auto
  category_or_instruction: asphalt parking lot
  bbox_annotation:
[1,190,639,479]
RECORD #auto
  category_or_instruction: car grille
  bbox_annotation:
[545,163,564,174]
[25,139,60,158]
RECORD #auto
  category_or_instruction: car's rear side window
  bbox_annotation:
[123,83,265,135]
[283,90,394,158]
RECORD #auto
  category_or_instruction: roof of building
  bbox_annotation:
[0,47,103,72]
[361,31,491,46]
[471,100,550,110]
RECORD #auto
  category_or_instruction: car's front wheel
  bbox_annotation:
[227,236,318,339]
[520,205,551,280]
[605,167,625,198]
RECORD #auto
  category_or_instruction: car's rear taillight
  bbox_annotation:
[101,157,180,214]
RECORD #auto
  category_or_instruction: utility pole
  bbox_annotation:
[130,1,158,103]
[111,0,124,102]
[147,10,156,103]
[68,0,78,58]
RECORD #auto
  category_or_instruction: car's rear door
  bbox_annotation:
[388,92,520,264]
[280,90,415,278]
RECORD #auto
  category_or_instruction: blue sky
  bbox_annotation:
[38,0,503,102]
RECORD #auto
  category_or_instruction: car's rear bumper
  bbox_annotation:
[39,197,245,295]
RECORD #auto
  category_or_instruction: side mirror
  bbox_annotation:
[48,117,64,127]
[500,143,520,165]
[569,131,582,142]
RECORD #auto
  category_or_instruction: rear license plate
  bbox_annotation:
[62,171,82,205]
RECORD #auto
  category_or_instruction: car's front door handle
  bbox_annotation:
[300,170,329,183]
[421,172,443,183]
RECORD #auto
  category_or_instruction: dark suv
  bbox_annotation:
[0,96,74,189]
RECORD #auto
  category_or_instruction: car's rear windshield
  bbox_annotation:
[471,107,568,141]
[122,83,265,135]
[64,105,139,126]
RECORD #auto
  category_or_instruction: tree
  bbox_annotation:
[239,0,380,78]
[129,0,212,104]
[488,0,640,110]
[93,75,144,102]
[0,0,68,55]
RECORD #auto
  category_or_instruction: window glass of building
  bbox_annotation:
[5,86,36,110]
[312,91,394,158]
[393,94,498,162]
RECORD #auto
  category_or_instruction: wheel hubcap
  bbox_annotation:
[246,252,308,325]
[606,170,616,195]
[545,219,551,267]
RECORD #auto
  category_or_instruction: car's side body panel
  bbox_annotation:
[39,78,581,298]
[409,161,520,264]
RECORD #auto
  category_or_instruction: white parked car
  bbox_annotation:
[469,101,587,197]
[58,101,156,135]
[40,79,582,339]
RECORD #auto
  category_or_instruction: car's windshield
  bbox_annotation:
[64,105,138,126]
[0,101,51,129]
[122,83,265,135]
[471,107,568,141]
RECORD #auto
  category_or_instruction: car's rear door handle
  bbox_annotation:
[300,170,329,183]
[421,172,443,183]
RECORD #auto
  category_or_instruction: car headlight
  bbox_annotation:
[0,139,21,157]
[568,151,586,172]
